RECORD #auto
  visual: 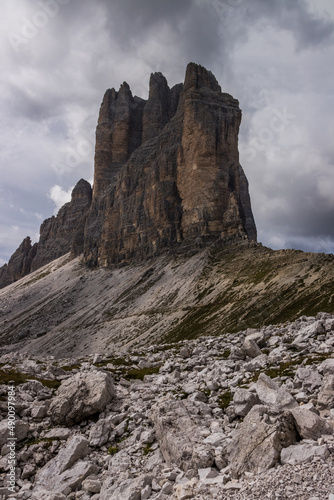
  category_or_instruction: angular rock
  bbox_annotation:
[318,374,334,411]
[233,388,261,417]
[319,358,334,375]
[173,478,197,500]
[294,367,323,393]
[49,370,115,425]
[0,419,29,448]
[243,337,262,358]
[89,416,113,447]
[33,436,97,496]
[32,461,98,498]
[198,467,219,480]
[151,400,214,471]
[256,373,298,410]
[82,478,101,493]
[244,329,266,348]
[100,474,151,500]
[229,405,296,477]
[281,443,330,465]
[243,354,268,372]
[291,407,334,440]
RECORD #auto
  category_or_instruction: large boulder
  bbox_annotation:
[100,474,152,500]
[32,435,98,497]
[49,370,115,425]
[281,443,330,465]
[151,400,215,471]
[256,373,298,410]
[317,373,334,411]
[291,407,334,440]
[229,405,296,477]
[243,337,262,358]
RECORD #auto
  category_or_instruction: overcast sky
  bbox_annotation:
[1,0,334,265]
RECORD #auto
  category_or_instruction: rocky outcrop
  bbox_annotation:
[0,237,37,289]
[31,179,92,270]
[84,62,257,267]
[1,62,256,287]
[48,370,115,426]
[229,405,297,477]
[0,180,92,289]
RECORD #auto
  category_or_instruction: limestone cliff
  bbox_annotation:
[31,179,92,271]
[0,62,257,288]
[0,237,37,288]
[84,62,257,267]
[0,180,92,288]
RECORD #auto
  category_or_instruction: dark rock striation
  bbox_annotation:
[0,62,257,287]
[84,62,257,267]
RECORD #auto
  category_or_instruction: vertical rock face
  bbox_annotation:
[0,237,37,288]
[84,62,257,267]
[92,85,146,198]
[31,179,92,270]
[1,62,257,287]
[0,180,92,288]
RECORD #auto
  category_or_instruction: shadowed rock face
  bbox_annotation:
[31,179,92,271]
[84,62,257,267]
[0,237,37,288]
[0,62,257,287]
[0,180,92,288]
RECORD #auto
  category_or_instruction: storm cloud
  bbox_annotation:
[1,0,334,264]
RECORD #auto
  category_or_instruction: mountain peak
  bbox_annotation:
[0,63,256,287]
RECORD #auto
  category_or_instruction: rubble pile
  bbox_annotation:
[1,313,334,499]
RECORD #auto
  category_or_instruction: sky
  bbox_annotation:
[1,0,334,265]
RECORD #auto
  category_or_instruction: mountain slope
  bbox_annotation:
[0,242,333,358]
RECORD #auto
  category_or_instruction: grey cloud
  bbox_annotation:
[0,0,334,262]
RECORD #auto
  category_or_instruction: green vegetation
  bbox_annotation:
[217,390,233,410]
[60,364,81,371]
[108,445,119,456]
[94,357,132,368]
[25,437,57,448]
[0,368,61,390]
[123,366,160,381]
[143,443,154,455]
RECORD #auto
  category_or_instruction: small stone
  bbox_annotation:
[82,479,101,493]
[198,467,219,481]
[141,484,152,499]
[161,481,173,494]
[222,480,242,490]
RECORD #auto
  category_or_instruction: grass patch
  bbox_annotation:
[143,443,154,456]
[25,437,58,448]
[94,357,132,368]
[123,366,160,381]
[60,364,81,371]
[108,445,119,456]
[217,390,233,410]
[0,369,61,390]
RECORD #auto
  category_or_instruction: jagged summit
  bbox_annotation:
[0,63,257,288]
